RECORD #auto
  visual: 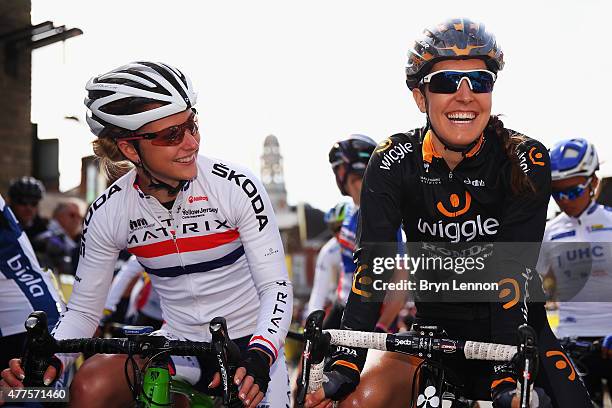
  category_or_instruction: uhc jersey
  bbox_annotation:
[537,202,612,337]
[0,194,64,336]
[53,155,293,364]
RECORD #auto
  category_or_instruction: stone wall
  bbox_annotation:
[0,0,32,195]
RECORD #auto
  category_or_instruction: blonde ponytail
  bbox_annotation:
[92,137,134,181]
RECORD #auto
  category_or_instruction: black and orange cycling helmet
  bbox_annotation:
[405,18,504,90]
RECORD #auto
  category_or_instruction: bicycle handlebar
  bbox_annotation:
[323,329,517,360]
[305,329,517,394]
[21,311,239,406]
[53,337,214,356]
[298,310,536,408]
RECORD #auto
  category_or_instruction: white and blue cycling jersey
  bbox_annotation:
[336,204,404,305]
[537,202,612,337]
[305,236,342,318]
[52,155,293,407]
[336,204,357,305]
[52,154,292,361]
[0,194,64,337]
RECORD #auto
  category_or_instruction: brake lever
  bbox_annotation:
[517,324,538,408]
[210,316,241,407]
[22,311,56,386]
[297,310,327,406]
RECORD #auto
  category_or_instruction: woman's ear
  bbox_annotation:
[412,88,427,113]
[116,140,140,164]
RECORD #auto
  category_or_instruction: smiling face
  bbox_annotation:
[118,108,200,187]
[413,59,493,147]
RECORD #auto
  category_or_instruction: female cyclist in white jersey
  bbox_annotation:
[1,61,293,408]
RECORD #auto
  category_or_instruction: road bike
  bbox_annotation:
[21,311,242,407]
[296,310,539,408]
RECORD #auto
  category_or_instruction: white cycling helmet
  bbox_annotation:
[84,61,197,137]
[550,138,599,181]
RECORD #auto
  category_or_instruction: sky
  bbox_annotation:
[31,0,612,212]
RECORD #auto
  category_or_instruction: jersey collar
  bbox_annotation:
[421,130,485,164]
[586,201,599,215]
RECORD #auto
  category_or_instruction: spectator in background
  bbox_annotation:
[33,199,84,275]
[6,176,48,241]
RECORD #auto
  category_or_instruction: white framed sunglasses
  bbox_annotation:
[420,69,497,94]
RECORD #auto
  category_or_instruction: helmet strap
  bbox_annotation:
[131,142,187,196]
[334,164,350,196]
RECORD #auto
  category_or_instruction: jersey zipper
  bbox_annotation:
[169,209,186,269]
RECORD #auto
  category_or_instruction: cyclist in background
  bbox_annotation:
[304,202,350,324]
[0,193,71,390]
[6,177,49,244]
[327,135,404,333]
[306,18,592,408]
[1,61,293,408]
[102,255,163,330]
[537,138,612,407]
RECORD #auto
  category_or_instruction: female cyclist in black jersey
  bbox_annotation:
[306,18,593,408]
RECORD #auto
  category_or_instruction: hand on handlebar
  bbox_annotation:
[492,383,552,408]
[1,357,59,388]
[208,349,271,408]
[304,365,359,408]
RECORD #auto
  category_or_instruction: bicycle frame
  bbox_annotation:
[139,363,214,408]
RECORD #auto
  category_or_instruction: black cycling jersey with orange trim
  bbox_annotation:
[333,127,593,406]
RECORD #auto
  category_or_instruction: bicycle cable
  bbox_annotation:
[124,348,141,401]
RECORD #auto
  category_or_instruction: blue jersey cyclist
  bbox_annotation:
[327,135,405,333]
[0,193,71,391]
[1,61,293,408]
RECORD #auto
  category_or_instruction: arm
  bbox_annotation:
[535,233,556,304]
[334,135,406,369]
[305,238,340,319]
[487,139,551,399]
[230,166,293,365]
[104,255,143,313]
[375,228,408,331]
[489,139,551,343]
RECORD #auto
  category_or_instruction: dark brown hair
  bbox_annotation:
[486,115,535,195]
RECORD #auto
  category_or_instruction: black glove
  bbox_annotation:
[240,350,271,394]
[322,345,363,401]
[491,361,552,408]
[492,383,552,408]
[321,364,360,401]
